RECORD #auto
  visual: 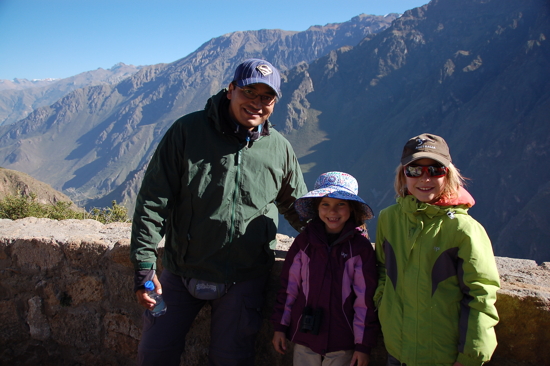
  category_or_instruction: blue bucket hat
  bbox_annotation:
[294,171,373,221]
[232,58,282,98]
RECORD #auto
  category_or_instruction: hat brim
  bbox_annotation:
[236,79,282,99]
[401,152,451,167]
[294,189,374,221]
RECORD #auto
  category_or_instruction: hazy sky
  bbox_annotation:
[0,0,429,80]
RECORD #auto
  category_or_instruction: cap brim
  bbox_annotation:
[402,152,451,167]
[237,79,281,99]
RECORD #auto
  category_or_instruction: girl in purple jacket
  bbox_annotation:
[271,171,379,366]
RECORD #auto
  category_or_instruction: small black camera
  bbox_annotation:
[299,306,323,335]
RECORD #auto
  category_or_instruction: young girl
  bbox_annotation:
[374,133,500,366]
[271,171,379,366]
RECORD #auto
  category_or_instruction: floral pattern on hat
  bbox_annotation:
[294,172,373,221]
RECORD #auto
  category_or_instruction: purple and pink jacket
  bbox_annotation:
[271,218,379,355]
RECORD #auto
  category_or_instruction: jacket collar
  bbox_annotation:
[307,218,360,247]
[398,192,471,219]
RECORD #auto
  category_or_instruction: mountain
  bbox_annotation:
[273,0,550,262]
[0,13,399,205]
[0,63,143,126]
[0,167,75,206]
[0,0,549,263]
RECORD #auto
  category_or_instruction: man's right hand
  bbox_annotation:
[135,273,162,310]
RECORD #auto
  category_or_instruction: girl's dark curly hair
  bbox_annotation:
[313,197,369,237]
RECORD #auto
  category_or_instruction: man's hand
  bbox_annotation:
[272,331,287,355]
[350,351,369,366]
[135,273,162,310]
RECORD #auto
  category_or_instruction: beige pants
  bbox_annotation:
[293,344,354,366]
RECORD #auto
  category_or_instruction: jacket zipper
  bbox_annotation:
[228,144,244,244]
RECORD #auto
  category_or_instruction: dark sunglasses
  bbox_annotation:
[404,165,448,178]
[235,85,276,106]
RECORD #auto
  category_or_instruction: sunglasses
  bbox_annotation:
[235,85,276,106]
[404,165,448,178]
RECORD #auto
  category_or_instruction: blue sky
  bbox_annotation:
[0,0,429,80]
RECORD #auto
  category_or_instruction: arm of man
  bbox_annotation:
[130,120,186,303]
[275,146,308,232]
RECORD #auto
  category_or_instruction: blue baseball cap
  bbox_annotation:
[232,59,282,98]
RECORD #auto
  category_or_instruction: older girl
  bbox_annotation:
[375,133,500,366]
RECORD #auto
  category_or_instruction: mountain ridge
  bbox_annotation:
[274,0,550,262]
[0,1,549,262]
[0,63,143,126]
[0,13,399,204]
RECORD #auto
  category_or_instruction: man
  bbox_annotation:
[130,58,307,366]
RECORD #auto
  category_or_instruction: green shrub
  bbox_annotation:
[0,193,130,224]
[84,201,131,224]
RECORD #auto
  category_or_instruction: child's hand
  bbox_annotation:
[272,331,287,355]
[350,351,369,366]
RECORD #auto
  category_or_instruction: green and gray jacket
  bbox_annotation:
[130,89,307,283]
[374,190,500,366]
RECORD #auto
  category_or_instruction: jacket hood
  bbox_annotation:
[433,186,475,208]
[401,186,475,211]
[205,89,228,133]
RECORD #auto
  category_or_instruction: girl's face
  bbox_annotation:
[405,158,446,204]
[318,197,351,234]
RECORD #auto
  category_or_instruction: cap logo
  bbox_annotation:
[256,64,273,76]
[416,138,436,150]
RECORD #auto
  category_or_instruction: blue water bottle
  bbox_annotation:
[144,280,167,317]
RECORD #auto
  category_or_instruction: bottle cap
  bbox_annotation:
[144,280,155,291]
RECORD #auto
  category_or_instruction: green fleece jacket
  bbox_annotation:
[374,190,500,366]
[130,89,307,283]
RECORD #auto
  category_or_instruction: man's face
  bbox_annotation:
[227,83,276,130]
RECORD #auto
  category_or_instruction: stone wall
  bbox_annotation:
[0,218,548,365]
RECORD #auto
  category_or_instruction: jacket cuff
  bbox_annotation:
[133,269,156,292]
[272,323,289,333]
[354,344,371,355]
[136,262,156,270]
[456,353,485,366]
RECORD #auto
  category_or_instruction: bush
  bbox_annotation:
[0,192,44,220]
[0,193,130,224]
[84,201,131,224]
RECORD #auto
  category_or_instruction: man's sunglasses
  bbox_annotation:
[235,85,276,106]
[404,165,448,178]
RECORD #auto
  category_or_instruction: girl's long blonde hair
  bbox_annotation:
[393,162,466,200]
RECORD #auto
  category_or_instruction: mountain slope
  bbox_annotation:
[273,0,550,262]
[0,1,548,262]
[0,167,75,206]
[0,14,399,206]
[0,63,143,126]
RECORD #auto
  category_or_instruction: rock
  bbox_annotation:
[0,218,547,365]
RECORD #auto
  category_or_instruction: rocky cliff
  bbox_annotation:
[0,14,398,211]
[0,218,548,365]
[0,0,547,264]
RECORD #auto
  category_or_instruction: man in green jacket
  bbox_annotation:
[130,59,307,366]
